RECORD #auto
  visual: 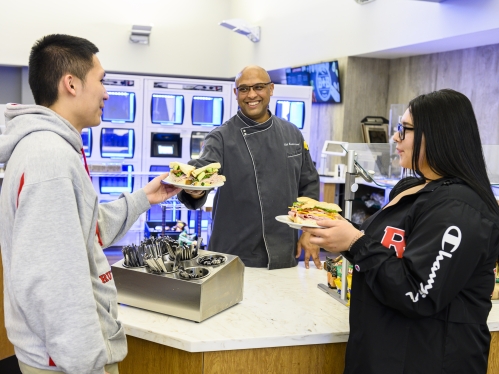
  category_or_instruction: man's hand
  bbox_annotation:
[183,189,206,199]
[143,172,182,205]
[302,220,362,253]
[296,231,322,269]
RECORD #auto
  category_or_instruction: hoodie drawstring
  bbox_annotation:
[81,148,103,247]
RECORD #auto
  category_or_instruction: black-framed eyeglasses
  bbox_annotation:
[236,82,272,94]
[397,122,414,140]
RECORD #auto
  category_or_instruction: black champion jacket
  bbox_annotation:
[342,177,499,374]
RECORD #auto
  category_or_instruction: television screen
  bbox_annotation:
[286,61,341,103]
[190,131,209,159]
[81,128,92,157]
[151,94,184,125]
[275,101,305,129]
[99,165,134,194]
[308,61,341,103]
[151,133,182,158]
[192,96,223,126]
[101,91,136,123]
[100,128,135,158]
[285,67,310,86]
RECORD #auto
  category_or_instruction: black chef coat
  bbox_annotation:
[342,177,499,374]
[178,110,319,269]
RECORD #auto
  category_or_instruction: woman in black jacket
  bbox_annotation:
[303,89,499,374]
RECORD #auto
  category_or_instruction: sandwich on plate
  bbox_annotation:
[167,162,226,186]
[288,197,342,225]
[168,162,196,184]
[190,163,226,186]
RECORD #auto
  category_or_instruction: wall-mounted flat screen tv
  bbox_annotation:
[100,128,135,158]
[81,128,92,157]
[99,165,134,194]
[151,94,184,125]
[101,91,136,123]
[286,61,341,103]
[275,100,305,129]
[192,96,223,126]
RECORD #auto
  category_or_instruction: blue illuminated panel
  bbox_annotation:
[275,100,305,129]
[100,128,135,158]
[102,92,136,123]
[151,94,184,125]
[192,96,223,126]
[147,164,181,222]
[99,165,134,194]
[81,128,92,157]
[188,210,209,231]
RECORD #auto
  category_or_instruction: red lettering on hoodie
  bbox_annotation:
[381,226,406,258]
[99,270,113,284]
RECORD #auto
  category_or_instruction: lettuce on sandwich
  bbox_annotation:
[288,197,342,225]
[191,163,226,186]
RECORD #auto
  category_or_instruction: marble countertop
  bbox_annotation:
[117,262,499,353]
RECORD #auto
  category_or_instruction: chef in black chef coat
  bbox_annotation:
[177,65,320,270]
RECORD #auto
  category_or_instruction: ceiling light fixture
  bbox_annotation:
[219,19,260,43]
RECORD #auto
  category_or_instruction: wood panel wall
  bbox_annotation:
[387,43,499,145]
[307,43,499,172]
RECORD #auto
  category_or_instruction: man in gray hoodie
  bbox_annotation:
[0,34,181,374]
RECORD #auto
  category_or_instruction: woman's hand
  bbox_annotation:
[302,219,363,253]
[143,172,182,205]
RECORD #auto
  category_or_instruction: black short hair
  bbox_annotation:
[28,34,99,107]
[409,89,499,215]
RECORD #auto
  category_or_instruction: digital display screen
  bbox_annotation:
[190,131,209,159]
[81,128,92,157]
[192,96,223,126]
[101,91,136,123]
[99,165,134,194]
[286,61,341,103]
[275,100,305,129]
[151,94,184,125]
[100,128,135,158]
[285,67,310,86]
[158,145,174,155]
[151,133,182,158]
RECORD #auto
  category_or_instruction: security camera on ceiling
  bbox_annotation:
[219,18,260,43]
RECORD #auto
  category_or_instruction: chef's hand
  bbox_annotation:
[183,189,206,199]
[302,219,363,253]
[143,172,182,205]
[296,232,322,269]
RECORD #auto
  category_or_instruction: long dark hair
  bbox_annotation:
[29,34,98,107]
[409,89,499,215]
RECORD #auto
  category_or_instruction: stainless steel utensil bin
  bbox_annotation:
[112,250,244,322]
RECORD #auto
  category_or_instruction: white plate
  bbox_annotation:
[275,215,326,230]
[161,178,224,190]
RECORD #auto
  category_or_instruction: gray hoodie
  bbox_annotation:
[0,104,150,373]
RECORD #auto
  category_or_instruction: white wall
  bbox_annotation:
[2,0,499,77]
[229,0,499,71]
[0,0,233,77]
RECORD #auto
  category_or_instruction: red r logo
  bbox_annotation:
[381,226,406,258]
